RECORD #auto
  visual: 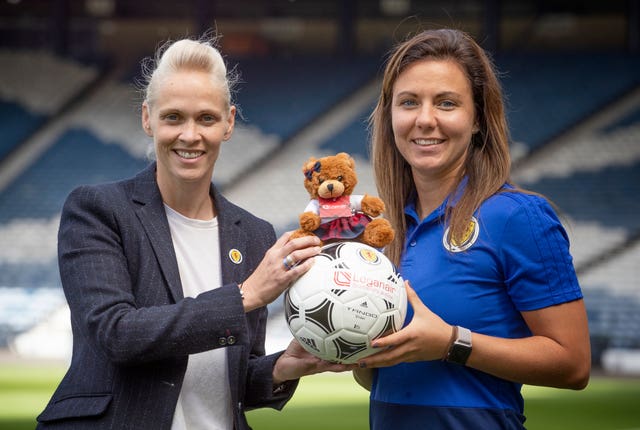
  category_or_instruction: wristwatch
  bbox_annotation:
[444,326,472,365]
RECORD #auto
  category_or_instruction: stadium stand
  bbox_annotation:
[0,101,45,161]
[497,53,640,157]
[0,49,99,162]
[600,103,640,134]
[0,128,149,223]
[510,81,640,367]
[319,103,374,159]
[1,47,640,371]
[520,161,640,232]
[0,51,384,352]
[231,55,382,140]
[0,287,65,348]
[252,54,640,360]
[319,53,640,163]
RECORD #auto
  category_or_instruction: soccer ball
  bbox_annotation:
[284,241,407,364]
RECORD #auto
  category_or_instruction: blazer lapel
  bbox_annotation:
[214,186,250,288]
[131,163,184,302]
[213,186,251,401]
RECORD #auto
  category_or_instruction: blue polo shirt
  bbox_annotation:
[370,187,583,429]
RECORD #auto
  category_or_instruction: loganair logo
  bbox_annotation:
[443,216,480,252]
[357,247,380,265]
[333,270,351,287]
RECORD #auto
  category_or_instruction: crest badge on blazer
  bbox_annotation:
[229,249,243,264]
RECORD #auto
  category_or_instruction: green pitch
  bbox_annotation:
[1,363,639,430]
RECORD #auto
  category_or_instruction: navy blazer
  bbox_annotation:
[37,163,296,429]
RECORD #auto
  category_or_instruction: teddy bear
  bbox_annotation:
[289,152,395,249]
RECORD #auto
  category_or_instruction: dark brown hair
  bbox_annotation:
[370,28,512,265]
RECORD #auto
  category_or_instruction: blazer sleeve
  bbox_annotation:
[58,185,248,364]
[214,217,299,411]
[244,351,300,411]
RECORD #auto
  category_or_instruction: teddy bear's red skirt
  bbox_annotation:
[314,213,371,241]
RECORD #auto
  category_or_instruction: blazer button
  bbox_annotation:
[218,337,227,346]
[227,335,236,345]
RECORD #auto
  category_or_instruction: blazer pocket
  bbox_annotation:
[37,393,112,422]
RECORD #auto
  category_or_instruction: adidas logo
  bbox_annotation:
[299,336,320,351]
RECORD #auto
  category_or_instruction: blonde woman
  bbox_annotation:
[37,35,350,430]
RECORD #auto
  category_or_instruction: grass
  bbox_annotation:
[2,362,639,430]
[247,373,370,429]
[0,362,67,430]
[523,378,640,429]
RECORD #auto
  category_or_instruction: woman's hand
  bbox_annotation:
[272,339,356,385]
[356,283,591,390]
[356,281,452,368]
[241,232,321,312]
[352,368,374,391]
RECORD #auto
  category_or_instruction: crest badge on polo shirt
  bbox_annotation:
[443,216,480,252]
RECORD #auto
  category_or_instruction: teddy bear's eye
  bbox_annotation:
[318,177,325,184]
[337,176,343,182]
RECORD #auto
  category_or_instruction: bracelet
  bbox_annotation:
[442,325,458,361]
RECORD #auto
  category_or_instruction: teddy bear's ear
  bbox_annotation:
[303,158,323,180]
[301,157,317,173]
[336,152,355,169]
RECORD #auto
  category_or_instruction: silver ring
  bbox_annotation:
[283,254,296,270]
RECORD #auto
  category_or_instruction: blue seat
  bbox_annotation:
[601,104,640,133]
[498,53,640,151]
[522,160,640,231]
[320,108,373,159]
[0,127,149,223]
[584,287,640,349]
[0,101,45,161]
[232,55,381,141]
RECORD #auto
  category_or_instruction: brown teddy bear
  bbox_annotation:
[289,152,395,249]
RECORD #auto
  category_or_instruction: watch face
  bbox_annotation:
[448,338,472,365]
[445,326,472,365]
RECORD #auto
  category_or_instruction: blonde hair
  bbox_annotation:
[370,28,512,266]
[140,35,237,110]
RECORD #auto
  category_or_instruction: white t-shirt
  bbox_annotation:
[165,204,233,430]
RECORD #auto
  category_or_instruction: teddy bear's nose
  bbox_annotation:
[327,183,334,192]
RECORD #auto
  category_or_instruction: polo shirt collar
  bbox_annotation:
[404,177,469,226]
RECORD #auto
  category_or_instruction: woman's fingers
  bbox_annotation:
[280,233,321,271]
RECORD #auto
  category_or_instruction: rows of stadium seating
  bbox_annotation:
[320,53,640,161]
[1,49,639,364]
[270,53,640,357]
[0,102,45,161]
[231,55,383,140]
[522,161,640,231]
[0,287,65,347]
[0,49,99,163]
[497,53,640,153]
